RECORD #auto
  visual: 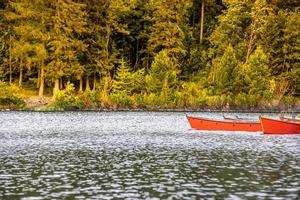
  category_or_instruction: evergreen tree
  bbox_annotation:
[5,0,37,87]
[146,50,179,94]
[262,9,300,96]
[47,0,88,94]
[111,58,145,95]
[0,7,5,79]
[148,0,191,58]
[282,11,300,95]
[112,59,133,96]
[81,0,113,91]
[243,46,271,98]
[212,44,238,93]
[113,0,154,70]
[209,0,251,58]
[106,0,137,68]
[245,0,273,61]
[4,0,49,94]
[181,0,224,77]
[0,0,299,109]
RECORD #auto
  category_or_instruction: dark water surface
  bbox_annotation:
[0,111,299,199]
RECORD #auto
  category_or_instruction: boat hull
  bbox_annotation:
[260,117,300,135]
[187,116,261,132]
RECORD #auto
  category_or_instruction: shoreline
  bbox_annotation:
[0,107,288,113]
[1,97,298,113]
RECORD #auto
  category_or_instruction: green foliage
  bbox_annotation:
[110,59,146,107]
[211,45,238,93]
[0,81,25,109]
[206,95,228,109]
[243,46,271,99]
[234,93,259,109]
[109,93,134,108]
[47,0,88,80]
[112,0,154,69]
[112,59,134,95]
[0,34,5,78]
[261,9,300,96]
[282,11,300,94]
[146,50,179,93]
[0,0,299,110]
[79,90,99,109]
[116,61,146,95]
[209,0,250,57]
[281,95,298,109]
[174,82,207,108]
[49,83,84,110]
[148,0,191,58]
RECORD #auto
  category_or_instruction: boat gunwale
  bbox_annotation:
[187,115,260,125]
[281,117,300,123]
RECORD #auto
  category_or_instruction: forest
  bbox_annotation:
[0,0,299,110]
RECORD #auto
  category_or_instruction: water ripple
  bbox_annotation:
[0,111,299,199]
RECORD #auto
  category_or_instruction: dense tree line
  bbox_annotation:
[0,0,299,109]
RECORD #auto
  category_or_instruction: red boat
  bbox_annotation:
[187,116,261,132]
[259,116,300,134]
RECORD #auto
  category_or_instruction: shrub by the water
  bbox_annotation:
[79,90,99,109]
[0,81,25,110]
[49,83,84,110]
[109,93,134,108]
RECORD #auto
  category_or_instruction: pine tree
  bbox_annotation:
[5,0,35,87]
[113,0,154,70]
[282,11,300,95]
[148,0,191,58]
[262,9,300,96]
[80,0,110,91]
[243,46,271,98]
[146,50,179,94]
[0,8,5,79]
[112,59,133,96]
[47,0,88,95]
[4,0,48,93]
[245,0,273,61]
[209,0,251,58]
[212,44,238,93]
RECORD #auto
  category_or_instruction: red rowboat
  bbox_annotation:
[259,116,300,134]
[187,116,261,132]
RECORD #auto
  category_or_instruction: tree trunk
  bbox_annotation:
[146,53,150,71]
[60,77,63,89]
[39,64,45,97]
[93,72,96,91]
[53,78,60,96]
[9,34,12,85]
[37,67,40,89]
[86,77,90,91]
[246,30,257,62]
[19,57,23,87]
[79,76,83,92]
[19,66,23,87]
[200,0,205,45]
[106,24,111,60]
[135,40,139,70]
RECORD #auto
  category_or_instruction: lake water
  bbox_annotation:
[0,111,299,199]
